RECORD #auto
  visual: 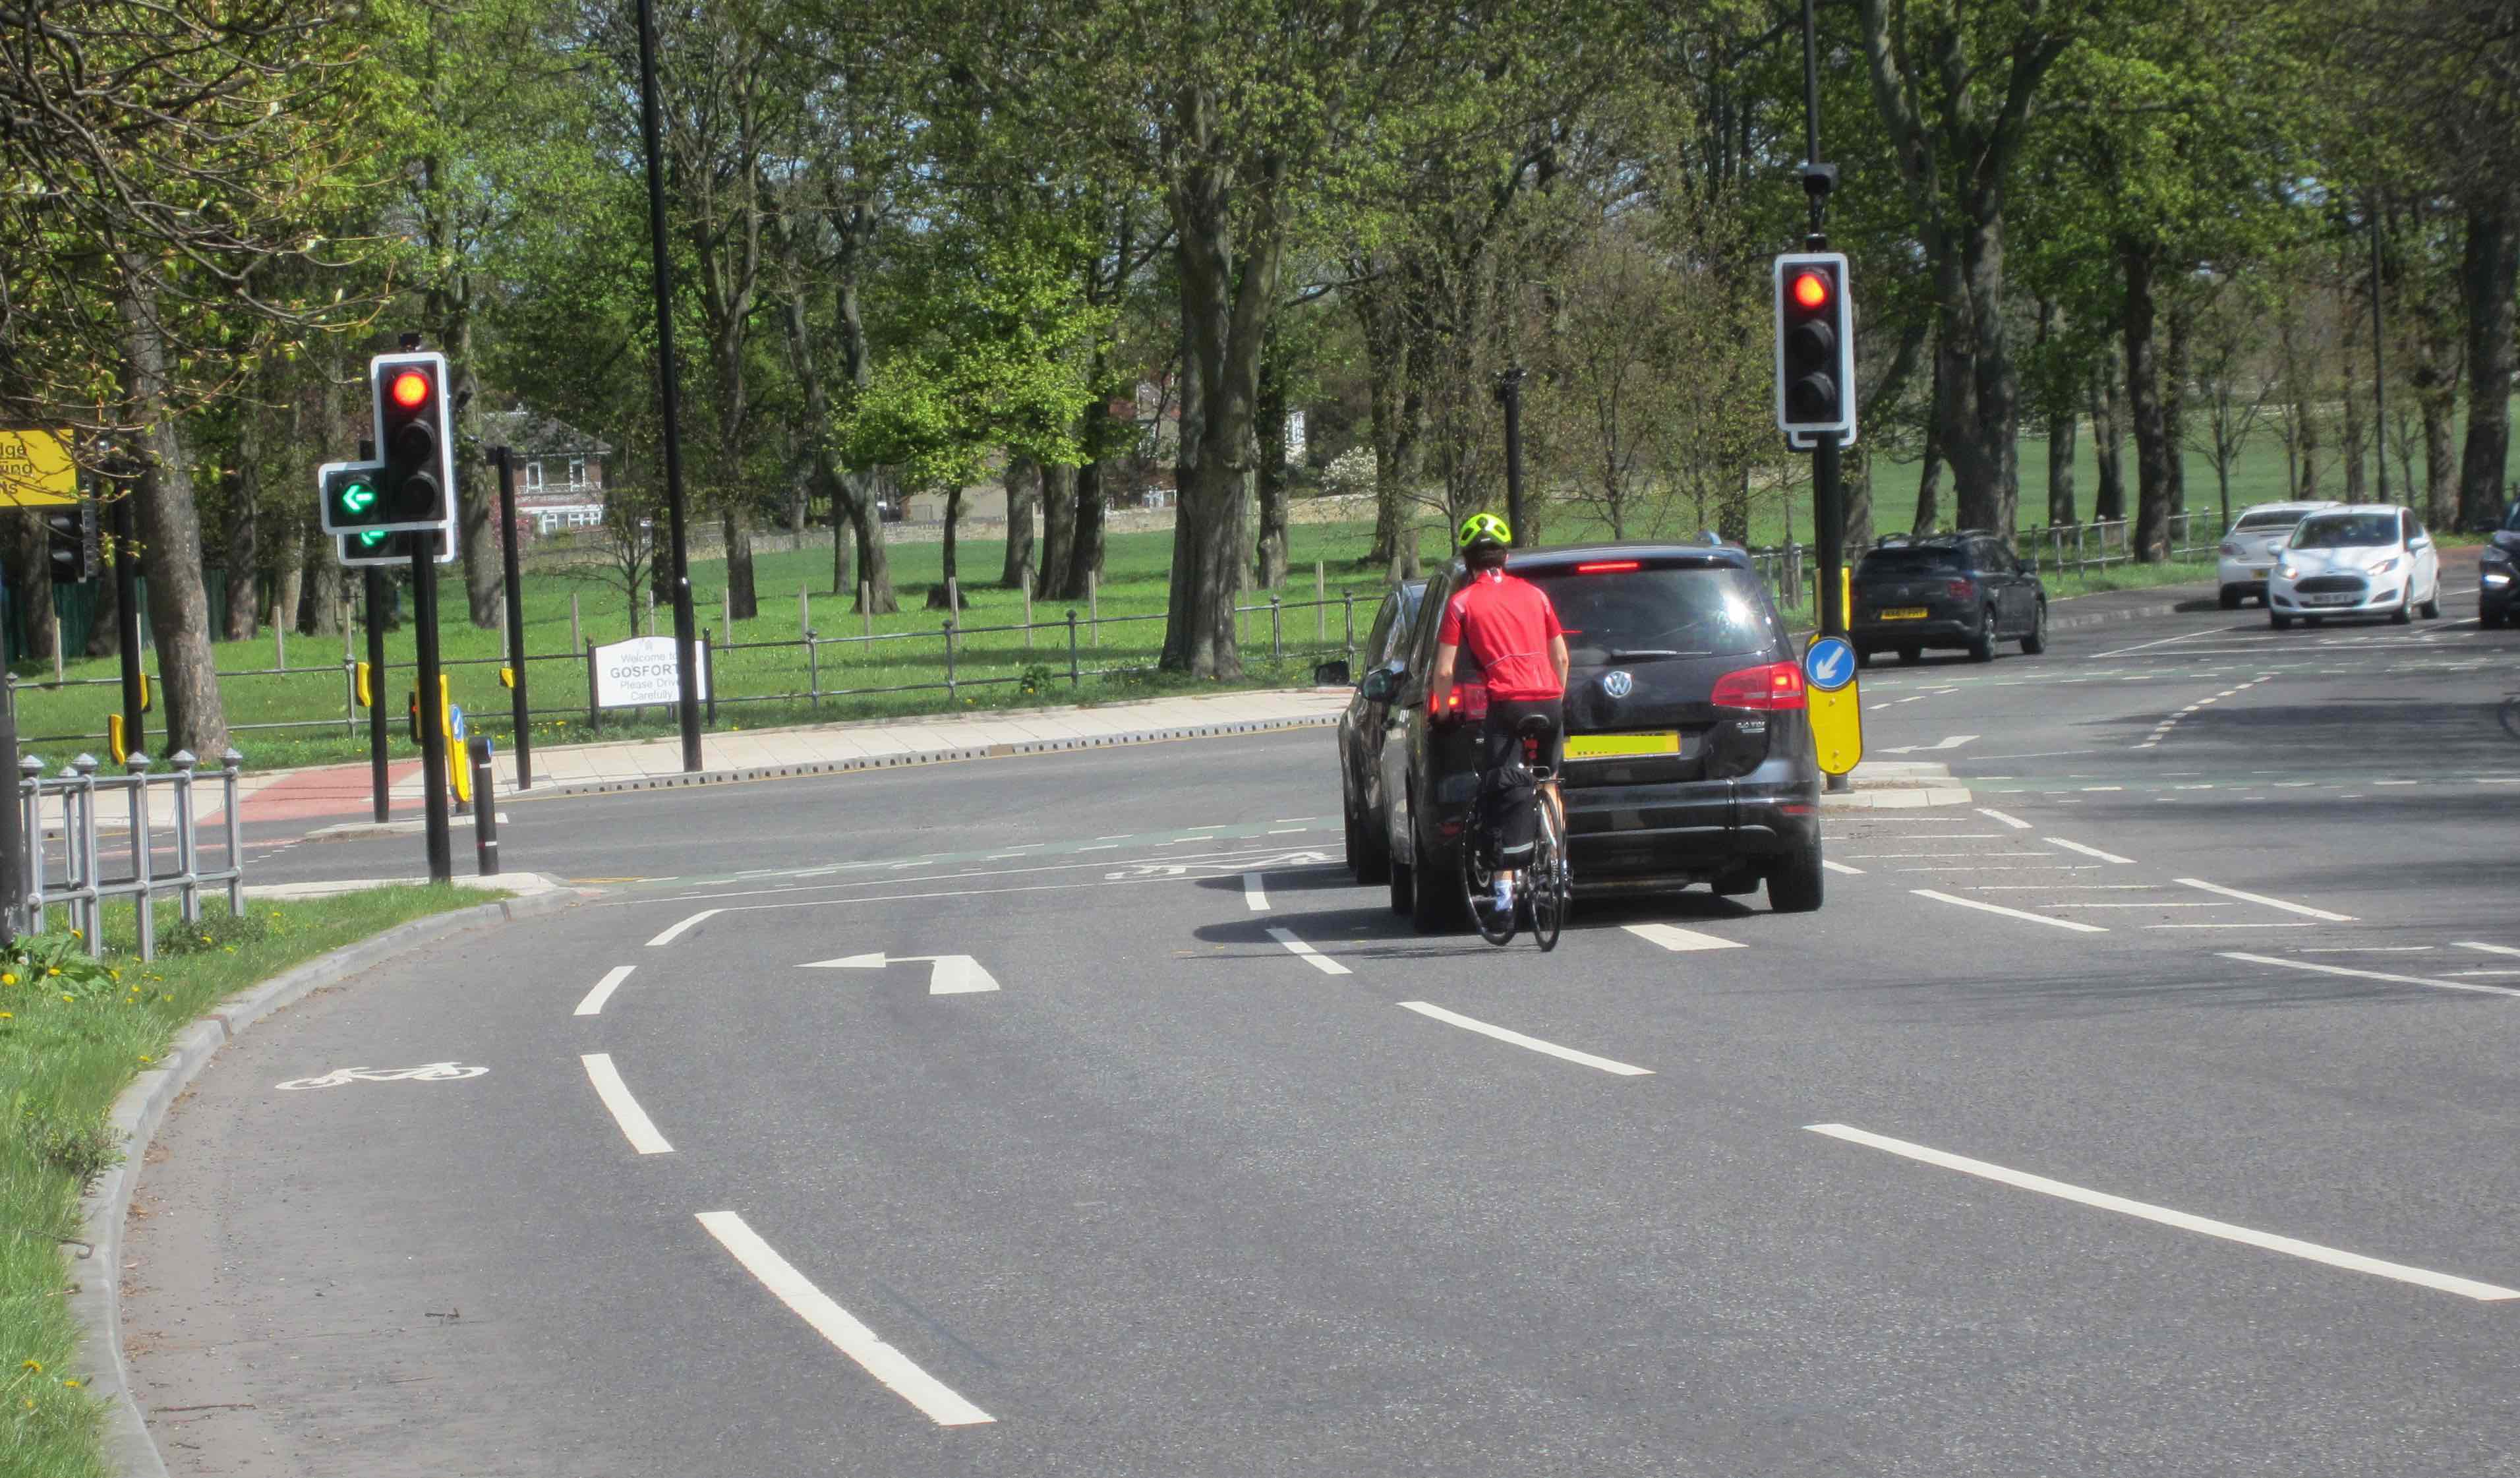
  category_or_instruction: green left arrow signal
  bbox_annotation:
[338,481,377,515]
[357,527,388,547]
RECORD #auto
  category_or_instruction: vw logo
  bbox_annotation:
[1602,670,1633,699]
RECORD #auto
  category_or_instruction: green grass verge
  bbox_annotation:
[0,885,492,1478]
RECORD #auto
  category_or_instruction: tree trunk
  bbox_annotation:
[1067,460,1107,599]
[2120,239,2172,562]
[718,508,756,624]
[301,347,350,634]
[841,474,862,595]
[2421,391,2458,532]
[84,539,120,659]
[1355,278,1422,565]
[843,473,896,612]
[2047,409,2078,525]
[221,469,260,641]
[2458,193,2517,531]
[1953,210,2021,535]
[928,487,964,610]
[2092,359,2126,522]
[2163,302,2191,519]
[1001,456,1037,589]
[1914,353,1945,535]
[1254,358,1290,591]
[1036,462,1076,599]
[271,560,304,647]
[117,258,227,756]
[1161,127,1281,679]
[2340,308,2367,503]
[7,514,57,670]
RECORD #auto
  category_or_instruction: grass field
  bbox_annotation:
[12,417,2504,773]
[0,886,487,1478]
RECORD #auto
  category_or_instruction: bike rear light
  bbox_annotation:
[1710,661,1806,711]
[1575,560,1641,574]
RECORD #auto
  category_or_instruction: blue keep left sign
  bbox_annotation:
[1803,636,1856,694]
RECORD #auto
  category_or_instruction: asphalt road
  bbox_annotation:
[124,577,2520,1477]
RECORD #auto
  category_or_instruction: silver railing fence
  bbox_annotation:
[16,748,246,960]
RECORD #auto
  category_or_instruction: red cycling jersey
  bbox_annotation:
[1439,571,1565,701]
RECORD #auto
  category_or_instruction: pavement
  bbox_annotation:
[103,565,2520,1477]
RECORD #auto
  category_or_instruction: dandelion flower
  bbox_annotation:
[0,1013,12,1020]
[62,1379,80,1388]
[45,968,58,977]
[1,972,15,985]
[21,1360,40,1373]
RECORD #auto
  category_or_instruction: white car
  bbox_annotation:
[2217,500,2338,608]
[2266,505,2443,630]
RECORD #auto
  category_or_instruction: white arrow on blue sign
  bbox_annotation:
[1803,636,1856,694]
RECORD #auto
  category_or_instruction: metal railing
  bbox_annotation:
[17,748,245,960]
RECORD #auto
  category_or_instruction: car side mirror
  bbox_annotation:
[1314,659,1353,688]
[2409,535,2432,550]
[1358,667,1397,702]
[2017,560,2036,576]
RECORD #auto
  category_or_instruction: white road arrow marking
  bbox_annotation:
[803,953,1001,994]
[1877,734,1979,755]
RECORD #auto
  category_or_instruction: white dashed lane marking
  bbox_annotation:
[1912,889,2107,933]
[1807,1123,2520,1302]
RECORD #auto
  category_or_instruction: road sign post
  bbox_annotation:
[109,494,143,760]
[1803,634,1862,779]
[409,533,452,883]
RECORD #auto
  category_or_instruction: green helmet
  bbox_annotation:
[1457,511,1511,550]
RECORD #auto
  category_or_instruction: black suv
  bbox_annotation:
[2481,502,2518,630]
[1850,531,2047,664]
[1372,543,1824,931]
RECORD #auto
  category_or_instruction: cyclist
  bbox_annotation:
[1428,512,1570,918]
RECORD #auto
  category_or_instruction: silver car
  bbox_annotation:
[2217,500,2339,608]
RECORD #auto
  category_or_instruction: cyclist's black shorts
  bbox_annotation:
[1477,697,1561,865]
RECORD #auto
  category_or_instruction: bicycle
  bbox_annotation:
[1460,715,1571,951]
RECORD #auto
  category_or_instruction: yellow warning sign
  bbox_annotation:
[1802,634,1863,777]
[0,429,78,506]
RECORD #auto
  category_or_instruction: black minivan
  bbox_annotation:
[1370,543,1824,931]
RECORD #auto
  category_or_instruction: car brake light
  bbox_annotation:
[1710,661,1805,711]
[2219,540,2242,556]
[1575,560,1641,574]
[1430,681,1489,723]
[1945,578,1976,601]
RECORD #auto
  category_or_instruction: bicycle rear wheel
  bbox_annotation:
[1463,832,1516,945]
[1529,799,1568,952]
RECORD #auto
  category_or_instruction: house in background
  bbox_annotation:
[481,408,610,536]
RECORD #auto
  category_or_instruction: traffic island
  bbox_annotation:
[1822,761,1971,810]
[2,884,585,1478]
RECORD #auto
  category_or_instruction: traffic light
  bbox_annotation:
[1774,252,1856,442]
[335,525,454,568]
[374,352,455,526]
[41,502,97,582]
[320,351,455,538]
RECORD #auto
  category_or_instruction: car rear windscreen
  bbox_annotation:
[1856,547,1962,576]
[2291,514,2399,548]
[1523,564,1780,662]
[2235,510,2308,531]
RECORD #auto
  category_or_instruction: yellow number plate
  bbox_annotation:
[1564,732,1680,761]
[1879,606,1929,620]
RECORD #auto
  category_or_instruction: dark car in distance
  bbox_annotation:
[1849,531,2047,665]
[1373,543,1824,931]
[1329,578,1425,882]
[2481,503,2519,630]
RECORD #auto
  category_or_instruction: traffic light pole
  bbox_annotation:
[111,493,143,757]
[365,569,390,821]
[636,0,705,774]
[493,447,533,789]
[1800,0,1852,794]
[409,541,453,883]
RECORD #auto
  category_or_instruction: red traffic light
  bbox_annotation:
[389,370,431,409]
[1790,271,1829,310]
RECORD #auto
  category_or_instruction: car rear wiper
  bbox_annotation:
[1604,648,1705,659]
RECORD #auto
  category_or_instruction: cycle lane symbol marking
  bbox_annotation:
[276,1062,487,1090]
